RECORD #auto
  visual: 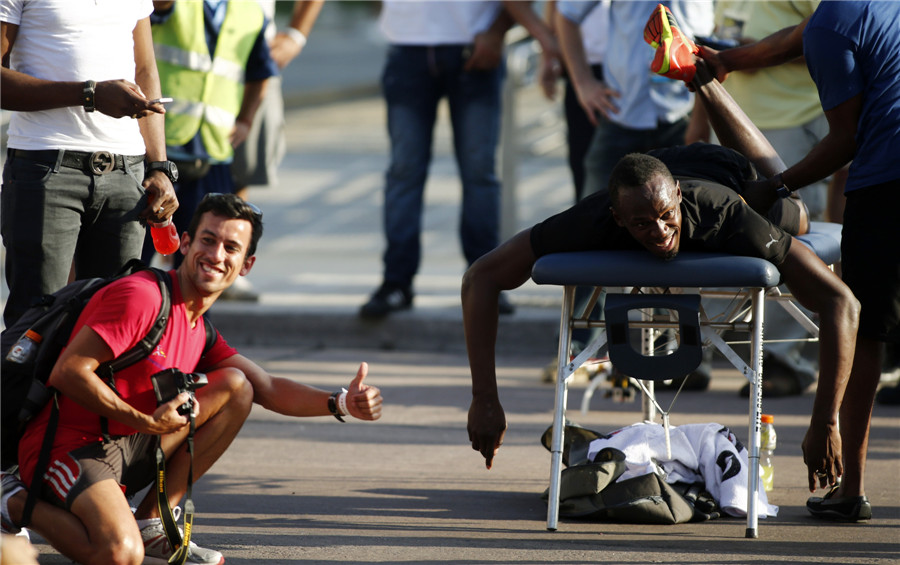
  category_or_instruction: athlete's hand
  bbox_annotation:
[468,394,507,470]
[802,420,843,492]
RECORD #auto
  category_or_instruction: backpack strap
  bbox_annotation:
[96,268,172,442]
[19,394,59,528]
[201,315,217,357]
[99,268,172,380]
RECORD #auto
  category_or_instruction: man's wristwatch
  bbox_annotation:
[146,160,179,184]
[328,391,346,422]
[82,80,97,113]
[773,172,793,198]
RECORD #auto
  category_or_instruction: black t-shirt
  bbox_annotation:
[530,181,792,265]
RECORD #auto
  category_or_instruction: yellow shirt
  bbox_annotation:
[714,1,822,129]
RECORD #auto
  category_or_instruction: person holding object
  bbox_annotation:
[0,0,178,327]
[691,0,899,522]
[685,0,835,400]
[0,193,383,564]
[141,0,278,273]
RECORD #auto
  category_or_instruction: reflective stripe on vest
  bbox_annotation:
[152,1,264,161]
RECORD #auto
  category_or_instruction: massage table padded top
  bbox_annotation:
[531,222,841,289]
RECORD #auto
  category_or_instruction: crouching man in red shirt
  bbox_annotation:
[3,193,383,565]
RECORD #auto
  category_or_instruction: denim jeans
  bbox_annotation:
[380,44,504,288]
[1,150,147,325]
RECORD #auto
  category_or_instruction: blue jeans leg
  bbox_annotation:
[447,58,504,267]
[381,46,441,288]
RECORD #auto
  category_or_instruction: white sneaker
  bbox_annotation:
[1,471,28,540]
[140,507,224,565]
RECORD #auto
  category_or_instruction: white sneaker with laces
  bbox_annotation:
[140,507,224,565]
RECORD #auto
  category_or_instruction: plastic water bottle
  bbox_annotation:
[6,329,43,364]
[760,414,777,492]
[150,219,180,255]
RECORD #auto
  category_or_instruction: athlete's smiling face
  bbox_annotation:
[611,176,683,261]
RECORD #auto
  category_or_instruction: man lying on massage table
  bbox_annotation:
[461,60,862,521]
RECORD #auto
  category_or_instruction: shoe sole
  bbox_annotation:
[807,507,872,522]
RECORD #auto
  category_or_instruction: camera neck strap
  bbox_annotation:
[155,411,197,565]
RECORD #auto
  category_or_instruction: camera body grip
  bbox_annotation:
[151,368,208,416]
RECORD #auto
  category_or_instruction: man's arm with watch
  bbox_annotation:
[205,354,384,422]
[1,21,162,118]
[741,95,860,218]
[133,16,178,223]
[775,96,860,197]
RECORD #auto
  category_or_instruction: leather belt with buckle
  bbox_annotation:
[9,148,139,175]
[88,151,115,174]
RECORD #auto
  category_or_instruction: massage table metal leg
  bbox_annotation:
[640,308,657,423]
[746,287,765,538]
[547,285,576,531]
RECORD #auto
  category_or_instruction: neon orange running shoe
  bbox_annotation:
[644,3,699,82]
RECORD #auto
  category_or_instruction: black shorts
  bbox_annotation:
[841,179,900,343]
[39,434,156,510]
[651,143,803,235]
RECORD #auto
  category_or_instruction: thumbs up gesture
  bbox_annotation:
[345,362,383,421]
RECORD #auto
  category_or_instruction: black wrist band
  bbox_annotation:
[82,80,96,113]
[774,172,793,198]
[328,391,345,422]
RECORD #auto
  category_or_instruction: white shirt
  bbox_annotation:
[255,0,277,41]
[586,422,778,518]
[379,0,501,45]
[581,0,610,66]
[0,0,154,153]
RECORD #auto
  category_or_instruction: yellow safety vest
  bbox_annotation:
[152,1,264,161]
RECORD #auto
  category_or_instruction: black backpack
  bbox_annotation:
[1,260,216,470]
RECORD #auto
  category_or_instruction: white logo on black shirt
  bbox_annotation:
[765,234,778,249]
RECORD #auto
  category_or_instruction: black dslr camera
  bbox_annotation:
[151,368,208,417]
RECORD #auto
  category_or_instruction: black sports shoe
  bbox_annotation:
[807,486,872,522]
[359,283,413,319]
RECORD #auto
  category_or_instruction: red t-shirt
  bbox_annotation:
[17,270,238,485]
